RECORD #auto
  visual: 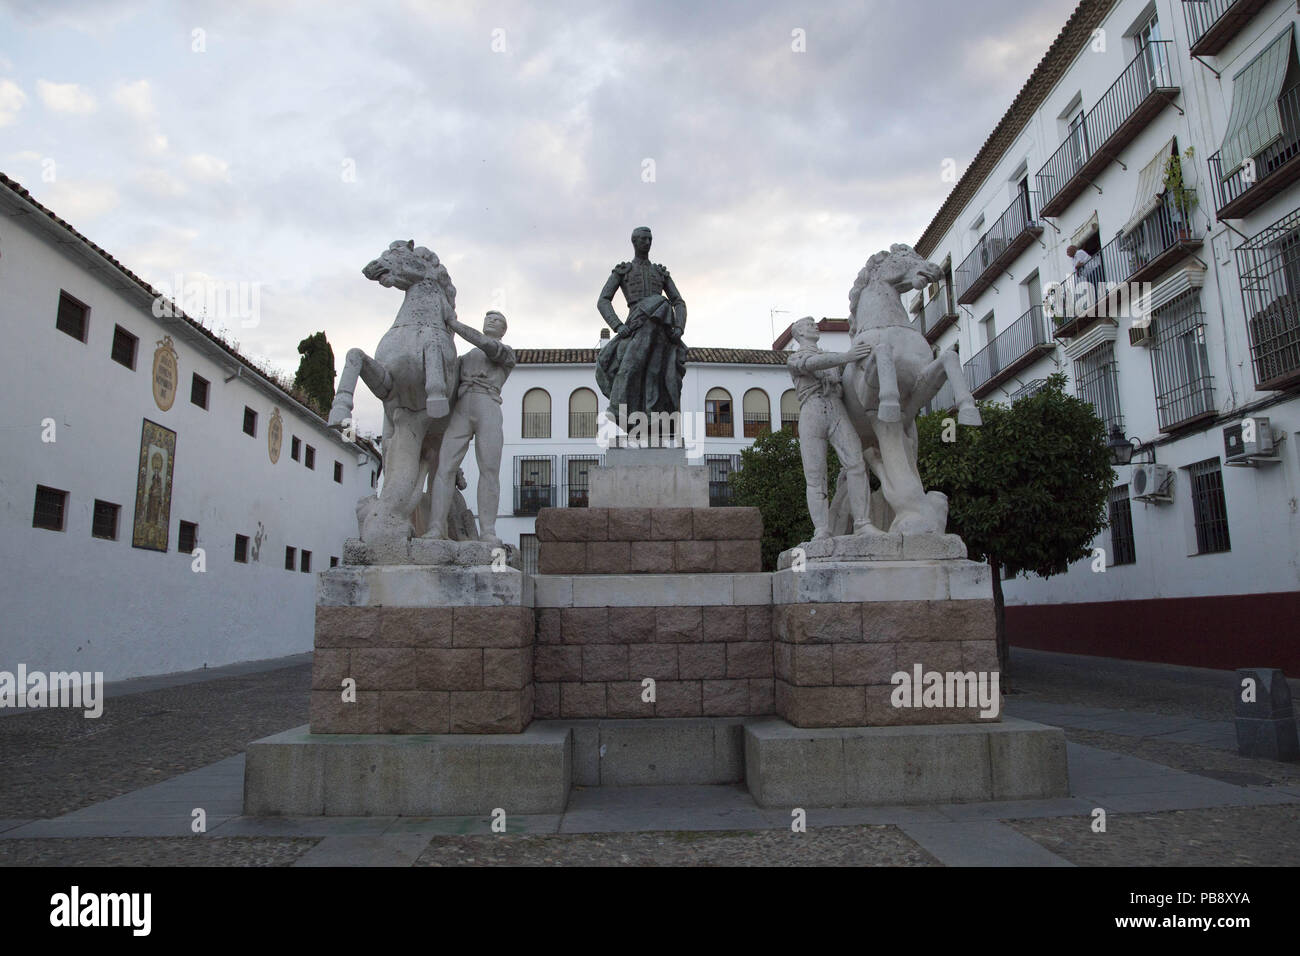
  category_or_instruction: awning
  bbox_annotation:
[1121,138,1177,235]
[1219,23,1296,178]
[1070,211,1099,249]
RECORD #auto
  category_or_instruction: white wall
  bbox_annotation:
[0,203,378,681]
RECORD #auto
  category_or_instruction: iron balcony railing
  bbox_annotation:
[963,305,1054,397]
[1234,205,1300,390]
[1116,190,1203,284]
[922,283,959,341]
[1049,244,1114,335]
[521,411,551,439]
[924,380,957,416]
[1037,41,1178,217]
[513,484,554,516]
[954,191,1042,304]
[781,416,799,436]
[1182,0,1269,57]
[1010,379,1049,402]
[742,412,771,438]
[569,411,598,438]
[1208,83,1300,220]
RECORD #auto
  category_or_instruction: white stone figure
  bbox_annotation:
[787,318,875,539]
[833,244,982,535]
[328,240,460,546]
[425,311,516,546]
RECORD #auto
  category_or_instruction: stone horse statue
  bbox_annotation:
[328,240,460,545]
[831,243,981,535]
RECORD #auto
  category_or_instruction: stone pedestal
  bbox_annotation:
[772,536,999,728]
[589,446,709,508]
[311,564,535,735]
[536,507,762,574]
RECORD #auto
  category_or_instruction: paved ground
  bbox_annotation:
[0,648,1297,866]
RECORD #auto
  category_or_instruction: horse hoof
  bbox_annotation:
[426,398,450,418]
[958,405,982,427]
[877,401,901,423]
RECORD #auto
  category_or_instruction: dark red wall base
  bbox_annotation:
[1007,592,1300,676]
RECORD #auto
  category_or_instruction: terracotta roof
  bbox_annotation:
[914,0,1118,258]
[516,347,791,365]
[0,172,379,459]
[771,317,850,351]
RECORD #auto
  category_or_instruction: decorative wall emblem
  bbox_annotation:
[151,336,180,411]
[268,407,284,463]
[132,419,177,552]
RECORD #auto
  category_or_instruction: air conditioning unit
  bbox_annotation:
[1128,318,1156,347]
[1224,416,1281,466]
[1130,463,1174,503]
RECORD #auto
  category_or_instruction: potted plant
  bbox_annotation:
[1163,147,1198,241]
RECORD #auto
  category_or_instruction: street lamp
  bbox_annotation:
[1108,425,1152,466]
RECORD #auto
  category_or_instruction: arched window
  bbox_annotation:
[780,389,800,436]
[742,388,771,438]
[569,388,599,438]
[705,387,733,438]
[522,388,551,439]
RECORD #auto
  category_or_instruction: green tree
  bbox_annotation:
[730,428,839,572]
[294,331,336,416]
[916,373,1114,671]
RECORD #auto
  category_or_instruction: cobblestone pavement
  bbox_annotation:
[0,837,318,867]
[1007,805,1300,867]
[412,826,939,866]
[0,664,311,818]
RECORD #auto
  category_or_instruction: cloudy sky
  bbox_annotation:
[1,0,1077,432]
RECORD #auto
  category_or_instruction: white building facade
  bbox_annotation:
[0,174,380,682]
[911,0,1300,670]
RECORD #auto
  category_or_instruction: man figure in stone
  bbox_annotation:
[426,311,515,546]
[596,227,687,434]
[788,317,873,540]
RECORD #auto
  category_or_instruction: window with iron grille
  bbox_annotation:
[92,499,120,540]
[514,456,555,515]
[55,291,88,342]
[301,550,312,573]
[519,533,539,574]
[291,436,301,461]
[234,534,249,563]
[110,325,138,369]
[1189,458,1231,554]
[243,407,258,436]
[1149,290,1215,431]
[33,485,68,531]
[178,520,197,554]
[1011,379,1048,403]
[191,374,209,409]
[285,546,296,570]
[305,445,315,469]
[334,461,343,483]
[563,455,601,508]
[1107,486,1136,565]
[1073,342,1123,433]
[522,389,552,438]
[706,454,742,507]
[1234,208,1300,390]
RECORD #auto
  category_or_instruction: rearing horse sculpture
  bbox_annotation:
[832,244,981,535]
[328,240,459,545]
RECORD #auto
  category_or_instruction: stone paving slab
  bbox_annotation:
[1007,700,1239,750]
[899,820,1074,867]
[208,816,396,837]
[292,834,434,867]
[382,814,563,836]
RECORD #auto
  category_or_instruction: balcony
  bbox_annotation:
[1011,379,1049,402]
[569,411,598,439]
[1049,244,1117,338]
[1037,41,1180,217]
[921,284,960,342]
[521,412,551,439]
[709,481,734,507]
[963,306,1055,398]
[743,412,771,438]
[923,380,957,416]
[1182,0,1269,57]
[954,192,1044,305]
[1234,206,1300,391]
[1116,191,1204,284]
[513,485,554,516]
[1208,84,1300,220]
[705,417,734,438]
